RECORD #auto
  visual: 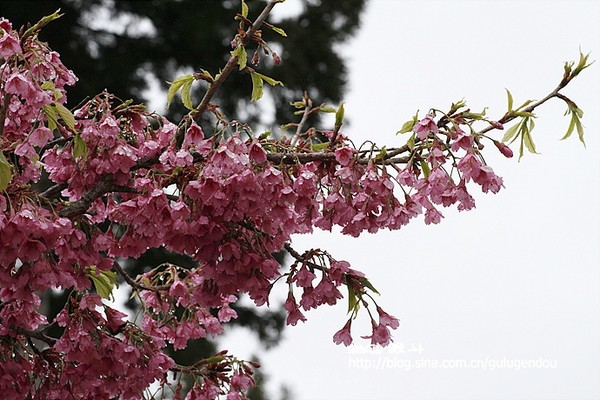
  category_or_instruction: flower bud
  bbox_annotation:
[493,140,514,158]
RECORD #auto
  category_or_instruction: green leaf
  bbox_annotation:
[23,9,63,39]
[54,102,75,130]
[462,107,487,120]
[258,131,272,140]
[515,99,534,112]
[166,74,194,109]
[572,49,594,78]
[0,152,13,192]
[335,102,345,129]
[359,278,380,295]
[42,105,59,131]
[311,142,328,151]
[180,79,194,110]
[87,266,118,301]
[505,88,513,112]
[41,81,63,101]
[374,146,387,160]
[523,130,537,154]
[253,72,283,87]
[73,133,88,160]
[407,133,415,151]
[420,160,431,179]
[250,72,264,102]
[241,0,249,18]
[398,119,415,134]
[347,284,357,313]
[561,113,577,141]
[502,121,521,143]
[574,112,586,147]
[231,45,247,71]
[513,111,536,118]
[397,110,419,134]
[561,105,586,147]
[271,26,287,37]
[319,105,336,113]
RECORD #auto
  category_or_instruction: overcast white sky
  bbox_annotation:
[221,1,600,399]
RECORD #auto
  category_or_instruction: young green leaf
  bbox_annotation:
[574,111,586,147]
[271,26,287,37]
[347,284,357,314]
[42,105,59,131]
[241,0,249,18]
[561,105,586,147]
[515,99,534,112]
[41,81,63,101]
[180,79,194,110]
[253,72,283,87]
[231,45,248,71]
[319,105,337,113]
[501,121,521,143]
[420,160,431,178]
[335,102,345,129]
[73,133,88,160]
[359,277,380,295]
[397,110,419,134]
[166,74,194,109]
[572,50,594,78]
[86,266,118,301]
[54,102,75,130]
[407,133,416,151]
[0,152,13,192]
[505,88,514,112]
[311,142,328,151]
[250,72,264,102]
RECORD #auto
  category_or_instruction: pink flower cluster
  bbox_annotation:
[1,14,516,399]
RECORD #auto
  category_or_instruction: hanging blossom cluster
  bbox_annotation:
[0,4,590,399]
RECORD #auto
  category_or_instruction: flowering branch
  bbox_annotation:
[0,6,591,399]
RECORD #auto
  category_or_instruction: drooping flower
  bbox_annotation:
[413,114,439,140]
[333,319,353,346]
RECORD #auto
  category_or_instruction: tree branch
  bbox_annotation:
[0,93,11,137]
[174,0,283,147]
[12,326,57,346]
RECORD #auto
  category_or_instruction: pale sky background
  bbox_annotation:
[220,1,600,399]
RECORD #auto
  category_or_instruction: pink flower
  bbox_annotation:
[105,306,128,333]
[249,141,267,164]
[185,122,205,146]
[218,305,238,322]
[294,265,316,288]
[334,147,355,166]
[284,293,307,326]
[451,127,473,151]
[5,72,35,98]
[456,152,482,182]
[413,115,439,141]
[362,322,393,347]
[424,206,443,225]
[29,126,54,147]
[333,319,353,346]
[0,28,21,58]
[474,165,504,193]
[377,306,399,329]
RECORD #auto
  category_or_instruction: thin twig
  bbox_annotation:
[112,260,170,293]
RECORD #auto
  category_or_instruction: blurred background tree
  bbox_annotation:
[1,0,365,397]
